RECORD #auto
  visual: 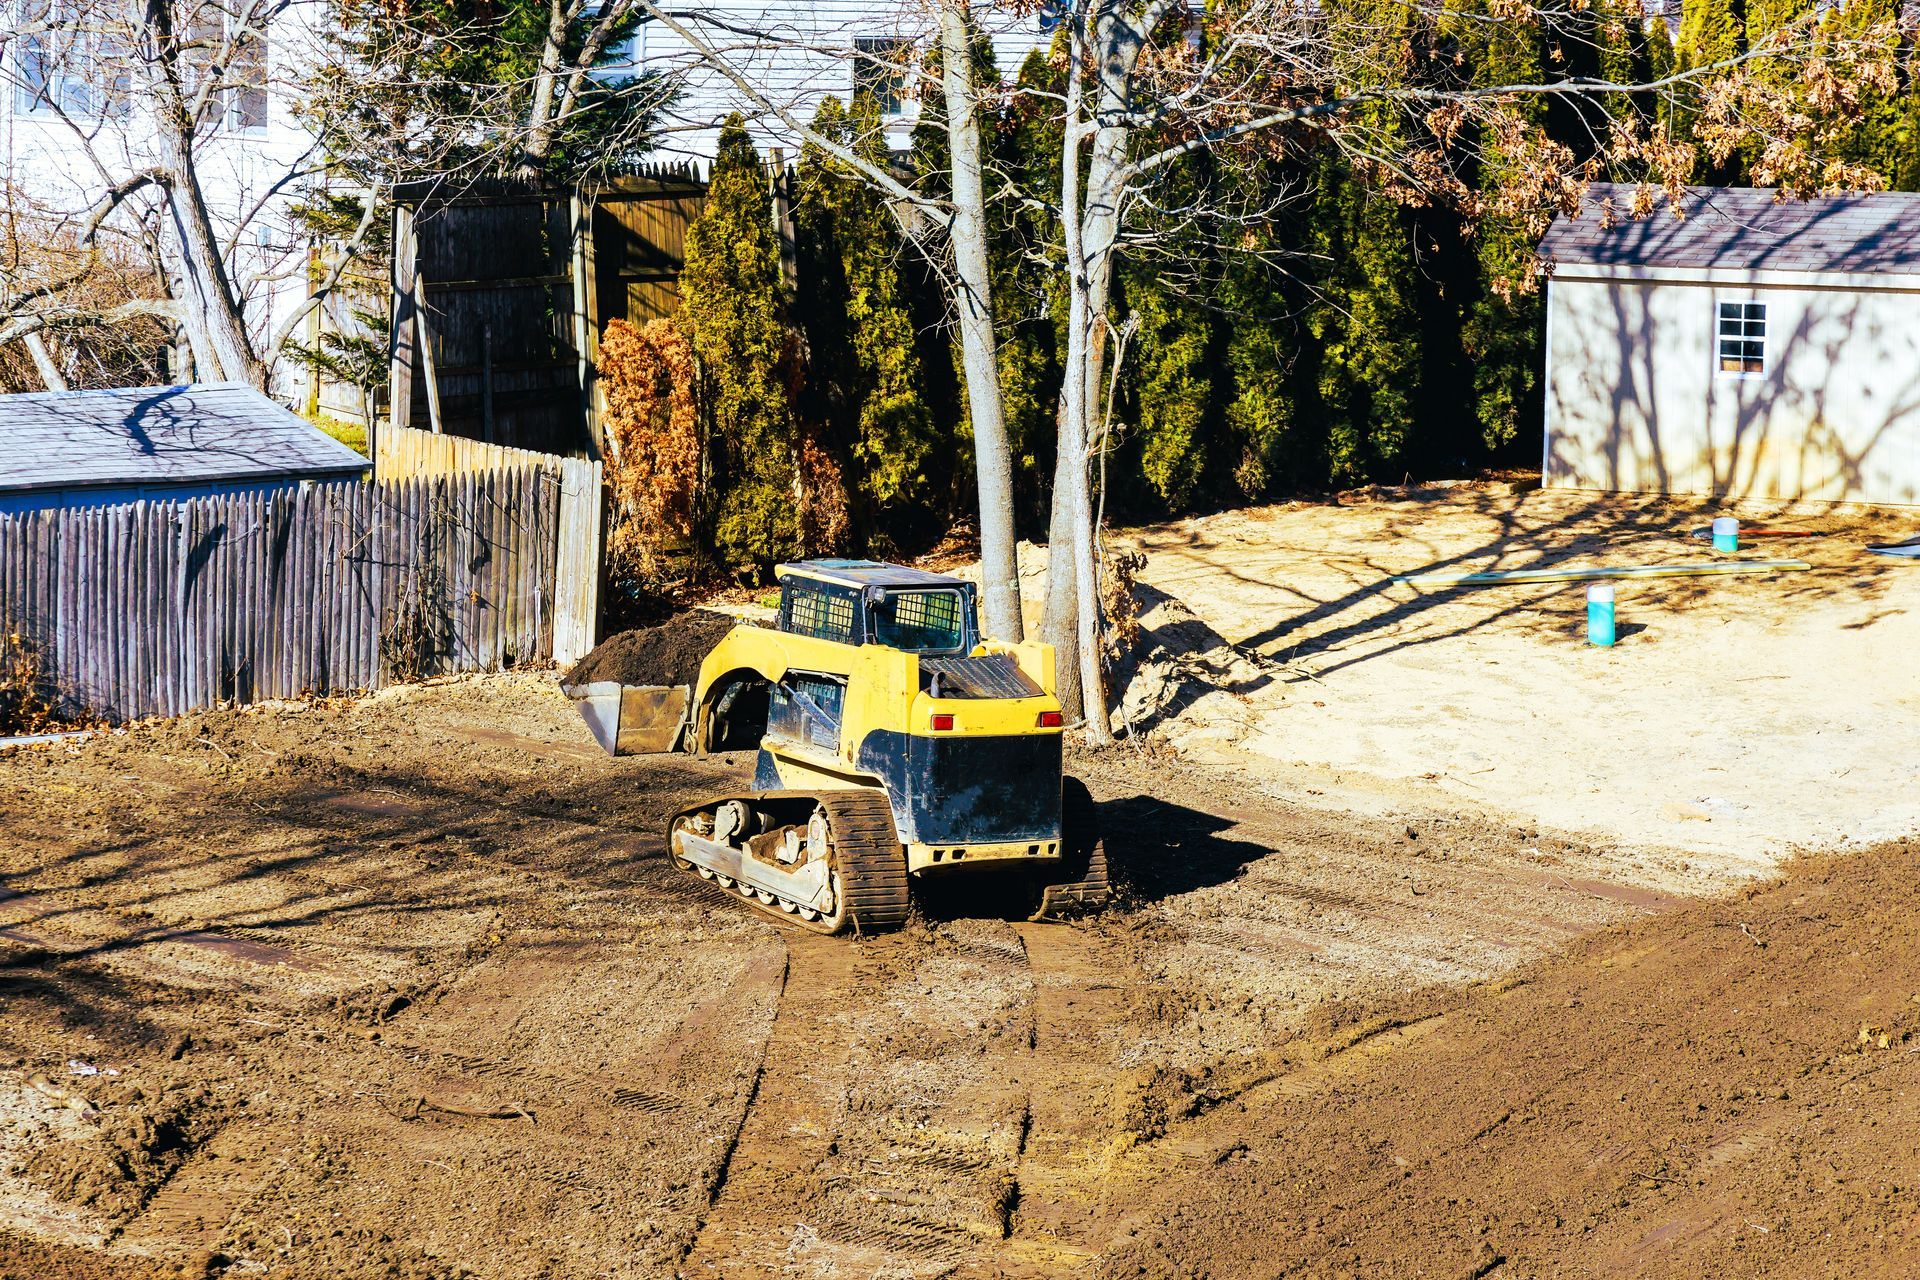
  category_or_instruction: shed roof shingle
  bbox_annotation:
[1540,183,1920,276]
[0,383,370,495]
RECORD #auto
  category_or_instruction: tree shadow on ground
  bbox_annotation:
[1132,484,1913,682]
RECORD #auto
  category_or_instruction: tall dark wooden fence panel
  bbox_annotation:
[0,469,559,723]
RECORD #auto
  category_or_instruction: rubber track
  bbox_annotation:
[669,789,910,936]
[1037,777,1112,914]
[817,788,912,934]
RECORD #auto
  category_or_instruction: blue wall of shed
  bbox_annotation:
[0,477,354,516]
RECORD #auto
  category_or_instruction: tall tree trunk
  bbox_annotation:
[1048,40,1111,743]
[513,0,572,181]
[940,0,1023,641]
[1045,32,1134,737]
[140,2,263,387]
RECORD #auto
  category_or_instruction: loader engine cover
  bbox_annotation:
[855,730,1064,847]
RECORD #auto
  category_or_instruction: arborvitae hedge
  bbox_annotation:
[663,0,1920,561]
[679,116,801,574]
[795,95,938,548]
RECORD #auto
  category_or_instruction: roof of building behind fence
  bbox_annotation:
[0,383,370,496]
[1540,183,1920,276]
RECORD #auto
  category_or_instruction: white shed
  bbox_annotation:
[1539,183,1920,505]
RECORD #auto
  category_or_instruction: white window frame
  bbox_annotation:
[13,0,132,120]
[1715,297,1768,378]
[196,4,269,136]
[852,36,914,117]
[589,2,646,74]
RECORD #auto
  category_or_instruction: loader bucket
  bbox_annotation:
[561,681,692,756]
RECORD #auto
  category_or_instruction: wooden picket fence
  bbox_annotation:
[0,469,560,723]
[374,425,604,667]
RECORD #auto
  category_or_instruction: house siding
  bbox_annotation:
[627,0,1049,162]
[1544,274,1920,505]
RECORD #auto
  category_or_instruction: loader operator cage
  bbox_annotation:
[870,589,967,654]
[777,562,979,657]
[781,580,859,644]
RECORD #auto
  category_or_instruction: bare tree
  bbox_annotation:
[0,0,380,389]
[0,0,668,395]
[627,0,1030,641]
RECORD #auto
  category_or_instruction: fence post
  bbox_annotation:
[553,458,604,667]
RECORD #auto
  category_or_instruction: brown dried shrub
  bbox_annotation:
[798,429,850,556]
[600,317,701,580]
[0,631,62,735]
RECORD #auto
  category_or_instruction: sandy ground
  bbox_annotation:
[1109,481,1920,886]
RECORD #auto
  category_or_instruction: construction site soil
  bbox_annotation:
[560,612,741,688]
[1,671,1916,1278]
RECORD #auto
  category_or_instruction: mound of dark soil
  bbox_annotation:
[562,610,741,688]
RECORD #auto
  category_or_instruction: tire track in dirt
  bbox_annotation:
[681,917,1057,1278]
[677,930,869,1277]
[997,922,1134,1278]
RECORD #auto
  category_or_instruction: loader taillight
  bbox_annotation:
[929,713,955,731]
[1037,711,1063,728]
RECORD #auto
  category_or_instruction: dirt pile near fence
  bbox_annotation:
[561,610,740,687]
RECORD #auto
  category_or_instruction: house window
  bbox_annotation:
[590,3,647,70]
[14,0,131,119]
[853,37,912,115]
[189,5,268,133]
[224,19,268,132]
[1717,300,1767,374]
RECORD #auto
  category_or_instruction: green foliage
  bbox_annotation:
[1824,0,1920,189]
[320,0,667,182]
[681,117,801,574]
[794,96,937,525]
[986,50,1069,499]
[282,304,390,428]
[1304,147,1421,483]
[1677,0,1746,68]
[1127,275,1214,510]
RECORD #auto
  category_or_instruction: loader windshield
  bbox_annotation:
[870,588,969,654]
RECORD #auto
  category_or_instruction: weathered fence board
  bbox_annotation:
[0,468,563,724]
[377,425,603,666]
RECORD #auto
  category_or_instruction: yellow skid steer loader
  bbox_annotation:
[582,560,1109,934]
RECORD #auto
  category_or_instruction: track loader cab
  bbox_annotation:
[669,559,1108,934]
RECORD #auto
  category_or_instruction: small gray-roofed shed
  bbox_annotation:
[1540,182,1920,276]
[0,383,370,514]
[1538,184,1920,505]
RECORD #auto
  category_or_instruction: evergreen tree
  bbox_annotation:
[1117,148,1223,511]
[1825,0,1919,189]
[1304,136,1422,482]
[794,95,937,539]
[680,117,802,574]
[1677,0,1746,67]
[1124,267,1217,510]
[1218,223,1295,498]
[1457,2,1545,450]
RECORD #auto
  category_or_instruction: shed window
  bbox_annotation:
[1717,301,1767,374]
[853,37,911,115]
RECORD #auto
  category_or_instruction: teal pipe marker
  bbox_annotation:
[1587,583,1616,647]
[1712,516,1739,553]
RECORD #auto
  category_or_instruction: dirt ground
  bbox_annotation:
[6,481,1920,1279]
[1100,481,1920,886]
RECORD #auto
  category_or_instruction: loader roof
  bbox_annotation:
[776,559,971,592]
